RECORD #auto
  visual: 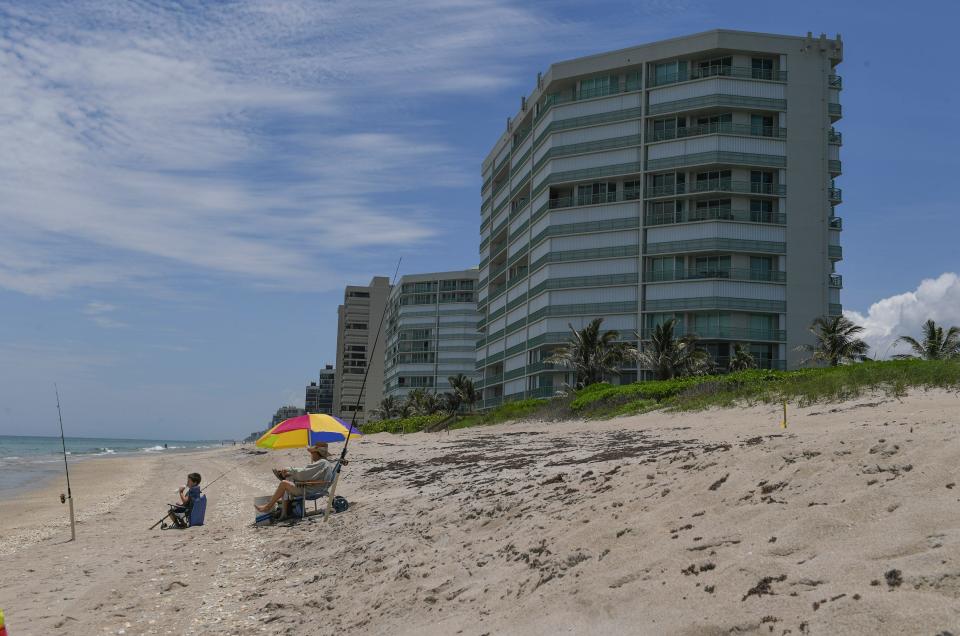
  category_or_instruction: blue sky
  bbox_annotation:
[1,0,958,439]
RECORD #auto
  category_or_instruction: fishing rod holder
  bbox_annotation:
[60,493,66,504]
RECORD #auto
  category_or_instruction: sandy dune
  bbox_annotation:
[2,389,959,635]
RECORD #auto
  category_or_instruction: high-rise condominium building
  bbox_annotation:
[476,30,843,407]
[383,270,480,402]
[317,364,335,414]
[333,277,391,425]
[305,364,336,414]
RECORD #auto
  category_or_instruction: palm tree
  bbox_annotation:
[546,318,637,389]
[370,395,401,421]
[796,315,869,366]
[404,389,442,415]
[894,319,960,360]
[636,318,711,380]
[728,343,757,371]
[448,374,479,413]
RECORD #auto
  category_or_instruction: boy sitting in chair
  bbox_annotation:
[254,443,345,517]
[165,472,202,529]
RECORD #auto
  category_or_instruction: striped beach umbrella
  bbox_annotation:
[255,414,362,449]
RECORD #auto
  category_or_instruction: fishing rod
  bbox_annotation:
[324,257,402,522]
[55,384,76,542]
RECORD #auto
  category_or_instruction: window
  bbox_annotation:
[651,172,684,195]
[649,257,683,279]
[648,200,681,223]
[694,256,731,277]
[345,322,368,330]
[750,257,774,280]
[695,113,732,133]
[654,60,687,85]
[697,56,732,77]
[750,171,774,194]
[623,180,642,200]
[750,199,774,222]
[695,170,731,191]
[751,58,774,80]
[576,182,616,206]
[693,198,732,220]
[651,117,684,141]
[645,312,684,331]
[347,291,370,298]
[750,314,777,333]
[579,75,617,99]
[750,114,775,137]
[694,312,731,336]
[347,344,366,352]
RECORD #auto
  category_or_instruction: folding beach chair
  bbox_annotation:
[164,493,206,529]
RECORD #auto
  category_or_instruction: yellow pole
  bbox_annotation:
[781,400,787,429]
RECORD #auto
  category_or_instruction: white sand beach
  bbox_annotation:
[2,390,959,635]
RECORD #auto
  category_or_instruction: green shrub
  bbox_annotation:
[362,413,448,435]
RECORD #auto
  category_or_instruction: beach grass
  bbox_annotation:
[363,359,960,434]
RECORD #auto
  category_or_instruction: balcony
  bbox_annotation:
[645,207,785,226]
[537,74,642,121]
[828,160,842,175]
[829,303,843,316]
[828,103,842,121]
[645,238,785,256]
[525,361,556,374]
[828,128,843,145]
[646,179,786,198]
[828,245,843,260]
[828,187,842,204]
[829,216,843,230]
[644,268,786,284]
[709,357,787,370]
[829,274,843,288]
[647,122,786,143]
[649,65,787,88]
[548,191,619,210]
[640,326,786,342]
[828,74,843,89]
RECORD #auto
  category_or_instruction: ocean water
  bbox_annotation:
[0,435,222,494]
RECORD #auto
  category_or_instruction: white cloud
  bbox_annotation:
[0,0,574,296]
[82,301,127,328]
[845,273,960,358]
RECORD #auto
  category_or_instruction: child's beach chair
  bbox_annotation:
[165,493,206,529]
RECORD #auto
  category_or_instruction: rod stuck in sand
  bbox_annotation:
[55,383,77,542]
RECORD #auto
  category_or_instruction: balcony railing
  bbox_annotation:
[828,187,842,204]
[646,179,786,198]
[645,207,785,226]
[829,303,843,316]
[647,123,786,143]
[828,245,843,260]
[828,74,843,89]
[643,268,786,283]
[828,160,842,174]
[649,65,787,87]
[828,128,842,145]
[829,216,843,230]
[645,238,785,255]
[640,326,786,342]
[829,274,843,288]
[710,357,787,370]
[548,191,619,210]
[828,103,842,119]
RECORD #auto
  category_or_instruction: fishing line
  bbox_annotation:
[323,257,402,521]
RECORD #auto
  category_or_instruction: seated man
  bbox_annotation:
[254,443,346,516]
[166,472,201,529]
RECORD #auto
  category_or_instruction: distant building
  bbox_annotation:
[305,382,321,413]
[270,405,306,428]
[305,365,336,414]
[383,269,480,400]
[333,277,391,425]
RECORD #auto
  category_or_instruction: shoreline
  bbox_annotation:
[0,443,247,499]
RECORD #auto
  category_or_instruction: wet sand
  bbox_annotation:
[2,389,959,635]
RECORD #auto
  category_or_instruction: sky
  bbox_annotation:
[1,0,958,440]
